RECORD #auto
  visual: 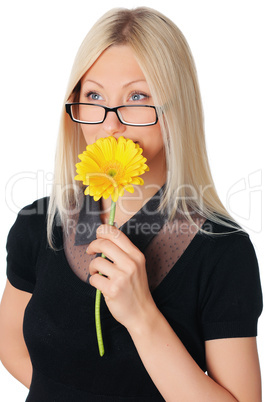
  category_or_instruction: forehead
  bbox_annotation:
[81,45,146,84]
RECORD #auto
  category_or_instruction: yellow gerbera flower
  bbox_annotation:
[75,136,149,202]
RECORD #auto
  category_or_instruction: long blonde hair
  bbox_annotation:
[47,7,239,247]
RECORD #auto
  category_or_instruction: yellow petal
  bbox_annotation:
[84,186,90,195]
[75,136,149,200]
[125,184,134,193]
[131,177,144,185]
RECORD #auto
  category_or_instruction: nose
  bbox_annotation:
[101,109,126,136]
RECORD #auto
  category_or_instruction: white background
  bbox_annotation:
[0,0,266,400]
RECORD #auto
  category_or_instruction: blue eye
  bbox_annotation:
[85,92,103,101]
[130,92,149,101]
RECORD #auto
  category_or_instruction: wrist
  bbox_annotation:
[126,297,163,339]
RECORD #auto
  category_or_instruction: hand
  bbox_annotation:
[87,224,156,330]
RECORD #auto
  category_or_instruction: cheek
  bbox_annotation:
[141,125,164,158]
[80,125,96,145]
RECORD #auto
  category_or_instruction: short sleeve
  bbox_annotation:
[6,198,48,293]
[201,234,263,340]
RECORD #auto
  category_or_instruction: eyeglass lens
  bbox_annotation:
[70,104,156,125]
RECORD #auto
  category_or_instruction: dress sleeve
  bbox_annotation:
[6,199,48,293]
[201,233,263,341]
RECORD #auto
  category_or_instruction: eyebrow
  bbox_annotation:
[122,79,147,88]
[83,79,104,88]
[83,79,147,88]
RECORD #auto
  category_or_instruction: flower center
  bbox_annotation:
[107,168,117,177]
[103,161,124,179]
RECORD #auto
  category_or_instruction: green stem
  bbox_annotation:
[95,200,117,357]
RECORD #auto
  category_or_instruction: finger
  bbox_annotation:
[89,256,114,278]
[96,224,140,256]
[89,272,110,296]
[88,238,133,272]
[87,238,124,263]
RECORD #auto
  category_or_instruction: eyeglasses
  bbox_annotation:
[65,103,158,126]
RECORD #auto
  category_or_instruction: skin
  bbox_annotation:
[79,45,166,224]
[0,45,262,400]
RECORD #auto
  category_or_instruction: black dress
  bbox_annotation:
[6,192,262,401]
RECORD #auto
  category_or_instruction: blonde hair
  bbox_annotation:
[47,6,239,247]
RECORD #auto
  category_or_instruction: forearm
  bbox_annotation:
[128,305,237,402]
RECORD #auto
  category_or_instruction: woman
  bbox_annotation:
[0,7,262,401]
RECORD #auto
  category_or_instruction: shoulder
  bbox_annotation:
[200,219,253,261]
[17,196,50,218]
[15,196,49,223]
[199,221,262,340]
[6,197,50,293]
[197,219,261,293]
[200,219,262,301]
[7,197,50,248]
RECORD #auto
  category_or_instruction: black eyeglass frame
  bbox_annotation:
[65,102,159,127]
